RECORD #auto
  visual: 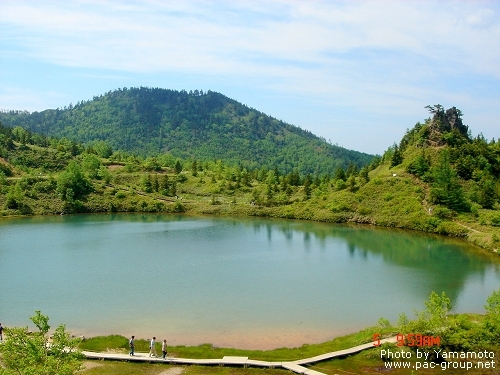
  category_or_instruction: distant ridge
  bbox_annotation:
[0,87,372,174]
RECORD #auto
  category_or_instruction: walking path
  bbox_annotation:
[83,336,397,375]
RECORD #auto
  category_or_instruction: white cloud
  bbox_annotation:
[2,0,499,77]
[1,0,499,153]
[0,87,64,112]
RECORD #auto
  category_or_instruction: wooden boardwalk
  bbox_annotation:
[83,336,397,375]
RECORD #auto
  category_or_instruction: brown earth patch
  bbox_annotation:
[158,367,184,375]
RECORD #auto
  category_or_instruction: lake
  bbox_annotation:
[1,214,499,349]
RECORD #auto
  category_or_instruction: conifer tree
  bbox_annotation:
[174,160,183,174]
[159,174,170,195]
[334,167,346,181]
[391,144,403,167]
[303,174,312,199]
[430,150,469,211]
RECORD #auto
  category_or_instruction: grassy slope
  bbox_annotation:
[2,142,499,253]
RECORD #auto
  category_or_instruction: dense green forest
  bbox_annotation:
[0,87,372,175]
[0,104,499,252]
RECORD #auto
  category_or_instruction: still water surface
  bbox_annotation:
[1,214,499,349]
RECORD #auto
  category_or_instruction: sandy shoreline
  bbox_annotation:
[68,325,354,350]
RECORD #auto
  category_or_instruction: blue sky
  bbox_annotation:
[1,0,499,155]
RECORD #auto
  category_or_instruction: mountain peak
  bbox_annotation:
[425,105,469,145]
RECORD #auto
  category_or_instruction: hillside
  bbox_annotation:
[0,105,499,253]
[0,87,372,175]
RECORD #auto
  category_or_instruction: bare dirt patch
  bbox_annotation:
[158,367,184,375]
[107,164,124,170]
[79,360,104,372]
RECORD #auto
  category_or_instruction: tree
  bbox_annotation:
[303,174,312,199]
[170,181,177,196]
[425,104,444,115]
[0,170,6,187]
[266,183,274,203]
[142,157,161,172]
[92,140,113,158]
[5,182,25,210]
[287,170,301,186]
[0,311,82,375]
[152,174,159,193]
[406,152,430,178]
[333,166,346,181]
[398,291,451,338]
[266,170,277,185]
[159,174,170,195]
[57,161,92,201]
[81,154,101,179]
[483,288,500,343]
[430,150,469,211]
[191,160,198,177]
[347,175,357,192]
[141,174,153,193]
[11,126,29,145]
[455,154,475,180]
[390,144,403,167]
[174,160,183,174]
[345,162,358,177]
[359,166,370,184]
[474,174,497,209]
[424,291,452,329]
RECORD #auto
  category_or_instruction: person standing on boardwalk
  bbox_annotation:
[162,339,168,359]
[129,335,135,356]
[149,336,157,357]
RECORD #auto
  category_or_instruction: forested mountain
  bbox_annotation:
[0,87,372,175]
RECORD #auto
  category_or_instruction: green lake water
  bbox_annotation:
[1,214,499,349]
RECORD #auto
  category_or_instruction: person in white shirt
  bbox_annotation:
[149,336,157,357]
[162,339,168,359]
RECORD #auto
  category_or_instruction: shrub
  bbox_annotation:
[173,201,186,212]
[357,206,372,215]
[176,174,188,183]
[0,311,82,375]
[0,162,13,176]
[330,202,351,213]
[115,191,127,199]
[491,214,500,227]
[435,222,468,236]
[433,206,454,219]
[335,179,346,190]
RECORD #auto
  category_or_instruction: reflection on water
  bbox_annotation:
[249,219,500,305]
[0,214,498,349]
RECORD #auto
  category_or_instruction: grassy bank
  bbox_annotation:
[79,326,392,362]
[78,314,500,375]
[2,157,499,255]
